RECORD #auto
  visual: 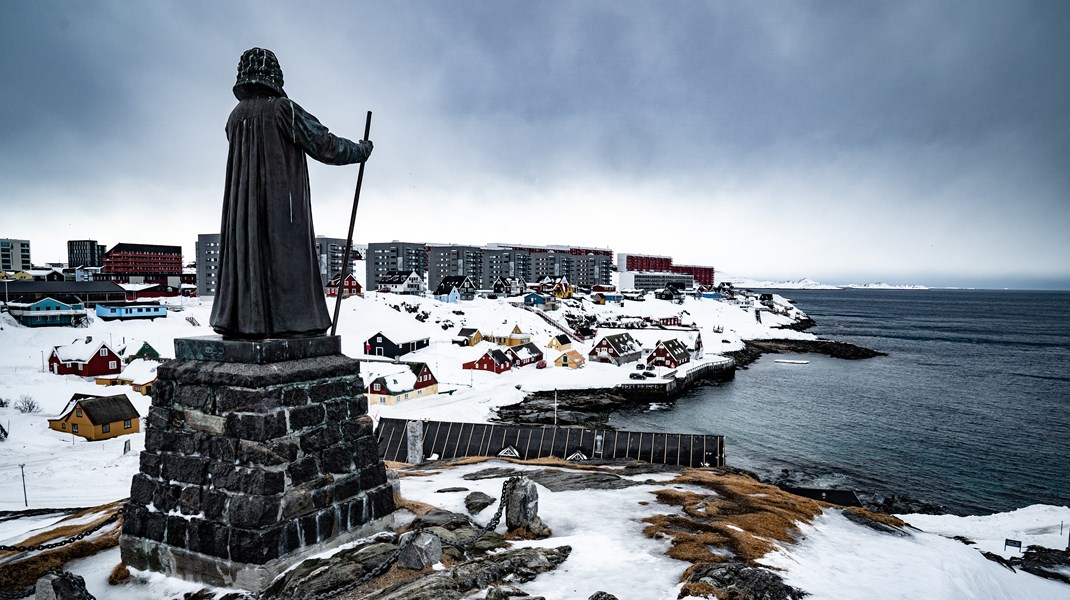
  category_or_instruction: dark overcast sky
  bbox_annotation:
[2,1,1068,288]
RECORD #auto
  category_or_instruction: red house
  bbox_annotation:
[462,349,513,374]
[646,338,692,369]
[326,273,362,298]
[588,332,642,366]
[507,342,544,367]
[49,338,123,377]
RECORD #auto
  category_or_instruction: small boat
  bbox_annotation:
[774,359,809,365]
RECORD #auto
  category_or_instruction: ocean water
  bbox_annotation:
[609,289,1070,515]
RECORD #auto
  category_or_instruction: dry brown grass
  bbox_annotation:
[0,502,124,594]
[108,562,130,585]
[393,496,437,517]
[843,506,907,528]
[643,469,825,588]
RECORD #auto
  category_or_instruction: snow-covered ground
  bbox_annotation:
[1,292,1066,598]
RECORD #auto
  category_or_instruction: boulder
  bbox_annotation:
[397,531,443,570]
[364,545,571,600]
[465,491,496,515]
[34,573,91,600]
[685,561,806,600]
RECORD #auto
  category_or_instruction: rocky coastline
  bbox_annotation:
[495,336,885,427]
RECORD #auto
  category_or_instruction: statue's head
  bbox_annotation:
[234,47,286,100]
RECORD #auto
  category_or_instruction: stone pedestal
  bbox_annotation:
[120,336,395,592]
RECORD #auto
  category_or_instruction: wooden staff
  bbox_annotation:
[330,111,372,336]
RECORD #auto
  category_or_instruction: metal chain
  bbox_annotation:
[259,476,522,600]
[0,509,121,553]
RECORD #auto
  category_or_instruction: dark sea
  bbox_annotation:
[609,289,1070,516]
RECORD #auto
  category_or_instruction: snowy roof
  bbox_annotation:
[52,339,114,363]
[598,332,642,355]
[118,359,158,385]
[509,342,544,362]
[118,283,158,291]
[369,368,418,395]
[657,339,691,362]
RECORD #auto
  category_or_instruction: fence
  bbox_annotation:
[377,418,724,468]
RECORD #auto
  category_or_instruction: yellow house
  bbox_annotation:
[489,325,530,347]
[94,359,158,396]
[550,278,574,299]
[48,393,140,441]
[546,334,572,352]
[554,349,586,369]
[453,328,483,347]
[11,271,34,280]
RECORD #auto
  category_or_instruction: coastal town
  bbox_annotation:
[2,236,1068,600]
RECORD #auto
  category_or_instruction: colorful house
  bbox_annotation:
[522,292,557,310]
[326,273,362,298]
[49,338,123,377]
[508,342,544,367]
[463,349,513,374]
[434,275,476,302]
[546,333,572,352]
[487,324,531,347]
[117,339,161,364]
[95,359,159,396]
[549,277,574,299]
[95,303,168,321]
[452,328,483,347]
[364,331,430,359]
[554,349,586,369]
[5,295,88,327]
[48,393,140,441]
[645,339,692,369]
[366,362,439,405]
[588,332,643,366]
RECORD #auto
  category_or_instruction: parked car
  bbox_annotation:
[642,370,656,378]
[535,360,547,369]
[629,372,645,380]
[635,363,646,370]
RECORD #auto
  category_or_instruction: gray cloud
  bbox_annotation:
[1,0,1067,288]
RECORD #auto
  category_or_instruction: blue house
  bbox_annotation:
[5,295,88,327]
[95,303,168,321]
[433,286,461,304]
[523,292,549,307]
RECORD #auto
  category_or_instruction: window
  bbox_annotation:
[62,423,66,430]
[102,423,110,433]
[109,361,117,369]
[99,348,107,356]
[76,408,82,417]
[124,419,132,429]
[72,423,79,433]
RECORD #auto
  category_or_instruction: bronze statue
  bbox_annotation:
[210,48,372,339]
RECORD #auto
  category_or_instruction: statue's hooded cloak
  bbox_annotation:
[210,48,372,338]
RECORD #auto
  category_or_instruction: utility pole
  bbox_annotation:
[19,464,27,507]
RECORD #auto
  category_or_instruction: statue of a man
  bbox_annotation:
[210,48,372,339]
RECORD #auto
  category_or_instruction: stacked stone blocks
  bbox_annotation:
[121,350,394,580]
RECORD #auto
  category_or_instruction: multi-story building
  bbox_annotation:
[529,247,573,281]
[671,264,716,287]
[619,271,694,292]
[315,236,357,286]
[67,240,107,268]
[566,248,613,288]
[366,241,427,290]
[196,233,222,296]
[482,245,532,284]
[0,238,32,272]
[617,253,673,273]
[99,243,183,286]
[427,244,483,291]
